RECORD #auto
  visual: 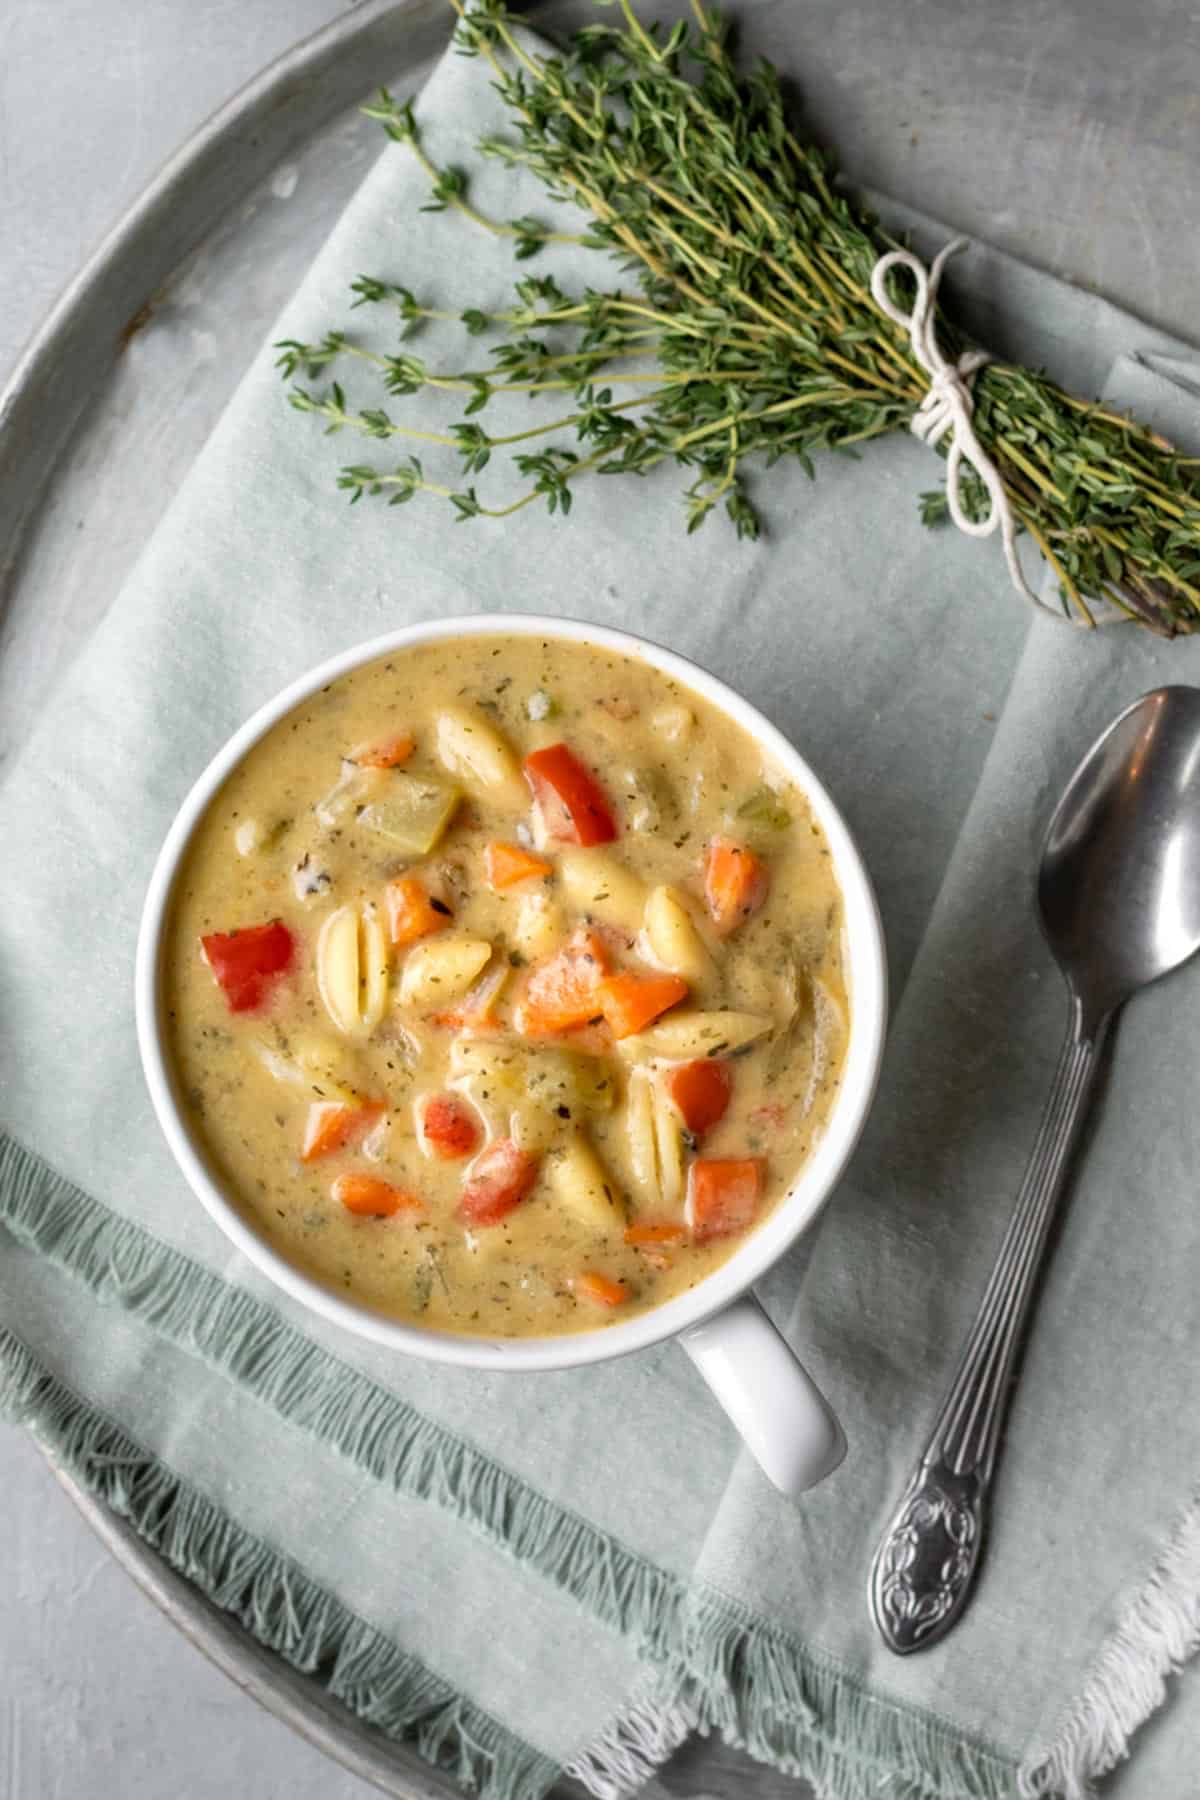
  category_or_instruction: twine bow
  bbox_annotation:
[870,238,1048,613]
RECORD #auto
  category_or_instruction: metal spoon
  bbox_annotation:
[869,686,1200,1655]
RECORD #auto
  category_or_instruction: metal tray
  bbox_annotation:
[0,3,790,1792]
[3,0,1194,1793]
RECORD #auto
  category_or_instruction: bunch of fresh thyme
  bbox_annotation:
[277,0,1200,634]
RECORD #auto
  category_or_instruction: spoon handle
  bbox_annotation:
[869,999,1109,1654]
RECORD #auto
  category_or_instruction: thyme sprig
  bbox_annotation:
[278,0,1200,632]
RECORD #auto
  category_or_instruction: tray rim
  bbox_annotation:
[0,0,447,599]
[45,1453,470,1800]
[15,5,1191,1796]
[1,3,554,1795]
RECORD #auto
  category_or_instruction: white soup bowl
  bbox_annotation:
[136,614,887,1495]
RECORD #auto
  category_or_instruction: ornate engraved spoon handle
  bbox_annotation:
[869,1000,1108,1654]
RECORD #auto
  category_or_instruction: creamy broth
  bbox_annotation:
[165,635,848,1336]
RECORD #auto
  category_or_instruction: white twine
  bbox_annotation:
[869,237,1056,615]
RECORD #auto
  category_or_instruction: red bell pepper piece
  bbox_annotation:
[457,1139,540,1227]
[523,744,617,846]
[200,920,294,1013]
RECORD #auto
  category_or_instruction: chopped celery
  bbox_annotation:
[358,772,461,853]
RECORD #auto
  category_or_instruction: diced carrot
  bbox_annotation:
[598,972,689,1040]
[417,1092,481,1161]
[575,1270,629,1307]
[523,744,617,846]
[350,733,415,769]
[300,1099,384,1163]
[702,837,769,935]
[513,927,611,1036]
[664,1060,733,1138]
[201,920,294,1013]
[623,1223,687,1247]
[686,1158,764,1244]
[385,875,451,947]
[457,1139,540,1227]
[332,1173,422,1217]
[484,841,552,890]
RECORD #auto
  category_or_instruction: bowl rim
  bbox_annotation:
[136,611,888,1370]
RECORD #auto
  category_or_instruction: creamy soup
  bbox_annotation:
[165,635,848,1336]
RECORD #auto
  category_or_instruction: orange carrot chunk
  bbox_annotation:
[702,837,769,935]
[417,1092,482,1161]
[513,927,611,1036]
[332,1173,422,1217]
[457,1139,540,1227]
[523,744,617,846]
[623,1223,687,1247]
[663,1059,733,1138]
[575,1270,629,1307]
[484,841,552,890]
[350,733,415,768]
[300,1099,384,1163]
[598,972,689,1040]
[686,1158,764,1244]
[385,875,451,947]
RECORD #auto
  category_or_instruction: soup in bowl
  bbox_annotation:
[138,616,886,1493]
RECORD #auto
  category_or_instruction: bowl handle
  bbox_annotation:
[680,1293,846,1495]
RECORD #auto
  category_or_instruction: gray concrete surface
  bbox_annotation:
[2,2,1199,1797]
[1,14,391,1796]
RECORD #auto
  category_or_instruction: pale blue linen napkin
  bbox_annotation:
[2,26,1200,1800]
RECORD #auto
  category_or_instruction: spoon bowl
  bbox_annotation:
[1040,687,1200,1028]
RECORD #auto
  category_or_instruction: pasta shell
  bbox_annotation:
[315,903,391,1037]
[435,704,527,812]
[398,935,493,1008]
[548,1134,623,1233]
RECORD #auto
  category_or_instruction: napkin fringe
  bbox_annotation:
[0,1132,685,1643]
[565,1591,1016,1800]
[668,1591,1014,1800]
[0,1327,561,1800]
[563,1678,698,1799]
[1019,1489,1200,1799]
[0,1134,1024,1800]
